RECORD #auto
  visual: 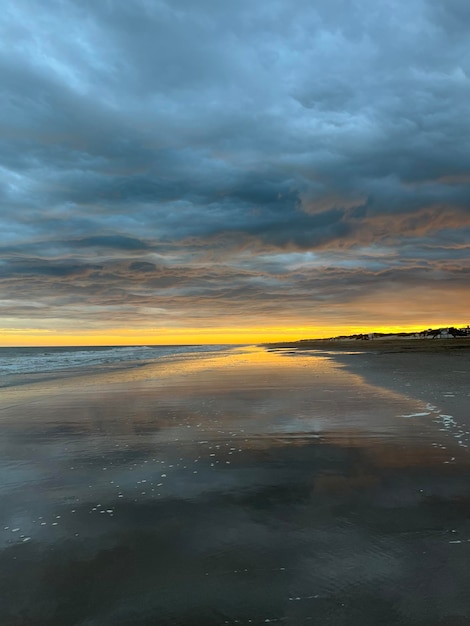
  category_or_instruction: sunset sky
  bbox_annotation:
[1,0,469,345]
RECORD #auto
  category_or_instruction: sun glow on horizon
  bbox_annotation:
[1,320,468,347]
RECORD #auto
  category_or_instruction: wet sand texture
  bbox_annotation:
[0,347,469,625]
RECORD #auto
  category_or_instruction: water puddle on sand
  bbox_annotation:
[0,347,469,625]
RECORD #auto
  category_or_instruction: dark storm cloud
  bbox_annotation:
[73,236,151,251]
[0,258,102,278]
[1,0,469,330]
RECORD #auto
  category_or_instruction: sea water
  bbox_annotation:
[0,344,234,386]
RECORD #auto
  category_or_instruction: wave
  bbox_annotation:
[0,344,235,379]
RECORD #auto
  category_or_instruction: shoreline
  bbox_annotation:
[263,338,470,406]
[271,341,470,446]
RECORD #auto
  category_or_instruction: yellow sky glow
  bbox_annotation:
[1,321,468,347]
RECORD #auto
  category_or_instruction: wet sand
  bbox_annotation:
[327,349,470,429]
[271,339,470,445]
[1,346,470,625]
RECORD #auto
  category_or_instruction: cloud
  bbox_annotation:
[0,0,469,335]
[73,236,151,251]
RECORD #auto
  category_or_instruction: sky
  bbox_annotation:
[1,0,469,345]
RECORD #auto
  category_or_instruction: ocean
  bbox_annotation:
[0,345,469,625]
[0,344,235,387]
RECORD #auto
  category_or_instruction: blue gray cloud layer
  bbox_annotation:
[1,0,469,332]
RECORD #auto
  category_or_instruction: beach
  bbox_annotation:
[1,344,469,625]
[269,338,470,445]
[326,347,470,434]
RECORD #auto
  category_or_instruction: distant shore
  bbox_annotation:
[264,337,470,354]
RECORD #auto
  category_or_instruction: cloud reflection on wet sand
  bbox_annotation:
[0,348,469,625]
